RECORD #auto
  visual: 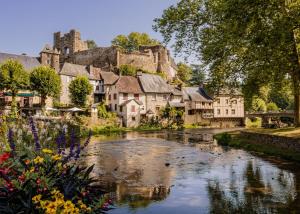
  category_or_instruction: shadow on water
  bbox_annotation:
[81,129,300,214]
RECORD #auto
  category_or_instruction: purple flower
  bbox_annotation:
[7,128,15,152]
[75,141,80,160]
[68,129,76,160]
[29,117,41,151]
[81,130,92,150]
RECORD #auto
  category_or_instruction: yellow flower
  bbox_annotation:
[51,154,62,161]
[29,167,35,173]
[42,148,54,154]
[45,202,57,214]
[32,194,42,204]
[34,156,44,164]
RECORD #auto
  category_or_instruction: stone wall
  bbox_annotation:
[69,47,118,71]
[240,131,300,152]
[119,51,157,72]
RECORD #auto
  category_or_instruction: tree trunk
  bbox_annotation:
[292,30,300,126]
[41,95,46,108]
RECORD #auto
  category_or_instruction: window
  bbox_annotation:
[226,99,229,104]
[96,85,100,91]
[216,99,220,104]
[134,94,139,100]
[123,93,128,100]
[188,110,195,115]
[226,109,229,115]
[151,94,156,101]
[231,109,236,115]
[113,93,117,100]
[217,109,221,115]
[209,103,212,106]
[115,104,117,111]
[109,104,112,110]
[47,59,50,64]
[232,100,237,104]
[132,116,136,121]
[108,95,111,100]
[131,105,136,112]
[202,102,205,106]
[120,106,123,112]
[156,106,160,112]
[163,94,168,101]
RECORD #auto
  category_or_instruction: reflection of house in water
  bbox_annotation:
[83,138,174,207]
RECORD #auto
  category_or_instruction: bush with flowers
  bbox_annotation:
[0,115,114,213]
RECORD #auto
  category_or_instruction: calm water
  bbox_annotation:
[81,129,300,214]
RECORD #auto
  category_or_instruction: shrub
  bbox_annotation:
[119,64,137,76]
[266,102,279,112]
[215,133,232,146]
[69,76,93,107]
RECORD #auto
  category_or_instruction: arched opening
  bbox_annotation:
[64,47,70,55]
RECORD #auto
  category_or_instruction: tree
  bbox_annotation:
[30,66,61,107]
[267,102,279,112]
[69,76,92,107]
[86,40,97,49]
[176,62,192,83]
[189,64,207,86]
[0,60,29,116]
[118,64,137,76]
[154,0,300,125]
[251,97,267,112]
[112,32,160,52]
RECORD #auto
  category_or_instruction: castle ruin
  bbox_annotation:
[40,29,177,80]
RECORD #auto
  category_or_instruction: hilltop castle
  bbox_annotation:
[40,29,178,80]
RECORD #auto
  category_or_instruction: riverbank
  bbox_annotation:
[91,125,163,135]
[214,128,300,162]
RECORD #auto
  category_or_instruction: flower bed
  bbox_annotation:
[0,114,113,213]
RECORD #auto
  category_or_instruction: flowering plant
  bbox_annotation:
[0,116,113,214]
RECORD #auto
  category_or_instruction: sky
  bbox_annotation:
[0,0,180,58]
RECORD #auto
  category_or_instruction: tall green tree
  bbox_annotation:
[154,0,300,125]
[69,76,93,107]
[112,32,160,52]
[30,66,61,107]
[189,64,207,86]
[0,60,29,116]
[176,62,192,83]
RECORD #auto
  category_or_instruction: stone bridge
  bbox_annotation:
[245,110,294,127]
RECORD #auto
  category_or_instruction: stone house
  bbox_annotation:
[212,89,245,127]
[183,87,214,125]
[137,73,174,117]
[0,52,42,108]
[107,76,145,127]
[58,63,102,105]
[46,29,177,80]
[99,71,119,103]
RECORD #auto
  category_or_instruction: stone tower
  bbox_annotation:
[53,29,88,62]
[40,44,60,71]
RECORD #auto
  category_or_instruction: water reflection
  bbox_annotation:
[81,130,300,213]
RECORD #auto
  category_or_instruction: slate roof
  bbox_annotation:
[99,71,119,85]
[183,87,213,102]
[115,76,143,94]
[168,101,185,108]
[138,73,173,93]
[0,52,40,70]
[59,63,99,80]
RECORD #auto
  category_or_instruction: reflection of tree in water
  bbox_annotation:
[208,161,299,213]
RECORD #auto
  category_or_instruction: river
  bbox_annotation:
[81,129,300,214]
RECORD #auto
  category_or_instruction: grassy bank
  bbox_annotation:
[91,125,163,135]
[214,131,300,162]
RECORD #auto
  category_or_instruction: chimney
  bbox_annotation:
[136,71,143,77]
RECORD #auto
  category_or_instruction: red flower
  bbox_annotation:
[0,152,10,165]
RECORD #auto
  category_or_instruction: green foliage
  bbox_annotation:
[188,64,206,86]
[245,117,262,128]
[30,66,61,107]
[0,60,29,117]
[112,32,160,52]
[154,0,300,124]
[160,106,184,129]
[176,62,192,83]
[69,76,93,107]
[214,133,232,146]
[86,40,97,49]
[97,102,116,119]
[119,64,137,76]
[251,97,267,112]
[266,102,279,112]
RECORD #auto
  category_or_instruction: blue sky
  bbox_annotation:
[0,0,179,57]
